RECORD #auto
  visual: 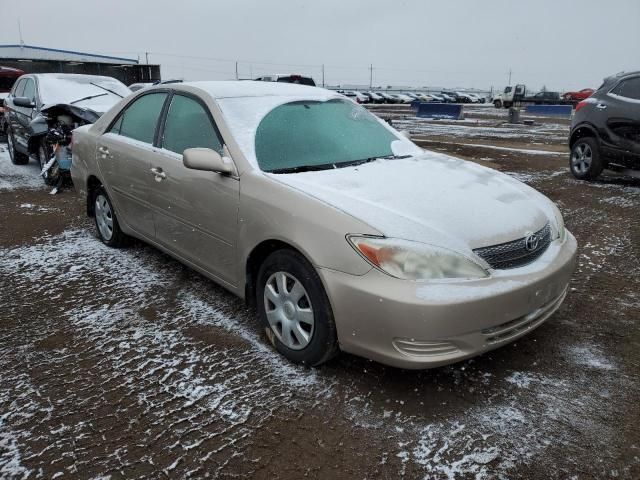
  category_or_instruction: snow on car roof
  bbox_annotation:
[180,80,330,99]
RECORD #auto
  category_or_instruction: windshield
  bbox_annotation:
[37,76,131,107]
[254,99,399,172]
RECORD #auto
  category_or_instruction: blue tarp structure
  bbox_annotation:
[525,105,573,117]
[415,102,464,120]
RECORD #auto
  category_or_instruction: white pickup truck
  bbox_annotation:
[492,85,526,108]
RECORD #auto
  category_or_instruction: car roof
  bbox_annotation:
[171,80,328,99]
[26,73,121,83]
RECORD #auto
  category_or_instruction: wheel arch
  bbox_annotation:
[569,123,599,149]
[86,175,103,217]
[244,239,317,308]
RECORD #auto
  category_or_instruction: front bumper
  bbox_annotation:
[318,231,577,369]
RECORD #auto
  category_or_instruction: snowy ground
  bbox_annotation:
[0,120,639,479]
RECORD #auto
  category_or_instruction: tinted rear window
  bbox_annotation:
[110,92,168,144]
[611,77,640,100]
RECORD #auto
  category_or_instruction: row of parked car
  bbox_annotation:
[338,90,487,105]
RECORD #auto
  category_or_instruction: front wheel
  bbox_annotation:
[38,141,58,186]
[93,187,129,247]
[257,250,339,366]
[494,100,502,109]
[7,129,29,165]
[570,137,603,181]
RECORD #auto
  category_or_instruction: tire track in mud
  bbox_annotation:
[0,231,333,478]
[1,228,637,479]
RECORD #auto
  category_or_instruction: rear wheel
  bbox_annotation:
[257,250,339,366]
[93,187,129,248]
[570,137,603,181]
[7,128,29,165]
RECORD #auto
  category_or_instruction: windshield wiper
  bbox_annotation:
[70,93,108,105]
[267,164,336,174]
[90,82,124,98]
[266,154,412,174]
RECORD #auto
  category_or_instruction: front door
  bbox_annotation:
[96,92,169,240]
[12,77,36,151]
[147,93,239,286]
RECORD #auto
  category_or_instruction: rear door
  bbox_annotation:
[602,75,640,166]
[97,91,169,240]
[147,92,240,286]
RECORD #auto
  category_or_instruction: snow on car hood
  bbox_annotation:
[269,150,554,253]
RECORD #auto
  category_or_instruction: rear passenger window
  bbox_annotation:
[162,95,223,155]
[611,77,640,100]
[109,92,168,144]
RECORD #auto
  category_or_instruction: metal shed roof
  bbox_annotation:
[0,44,138,65]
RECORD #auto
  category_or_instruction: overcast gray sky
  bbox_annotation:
[2,0,639,90]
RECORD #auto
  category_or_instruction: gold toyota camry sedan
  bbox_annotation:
[71,81,577,369]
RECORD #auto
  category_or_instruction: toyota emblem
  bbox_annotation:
[525,233,539,252]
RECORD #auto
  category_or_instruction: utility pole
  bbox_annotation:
[322,64,325,88]
[508,68,512,85]
[145,52,149,65]
[369,64,373,90]
[235,61,239,80]
[18,19,24,47]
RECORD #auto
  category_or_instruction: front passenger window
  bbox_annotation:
[162,95,223,155]
[109,92,168,144]
[22,79,35,102]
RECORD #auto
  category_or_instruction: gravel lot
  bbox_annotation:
[1,106,639,479]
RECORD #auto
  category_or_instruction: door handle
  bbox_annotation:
[596,103,607,110]
[150,167,167,181]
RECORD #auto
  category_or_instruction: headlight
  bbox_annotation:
[550,203,566,243]
[347,236,488,280]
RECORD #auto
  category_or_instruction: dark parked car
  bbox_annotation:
[528,91,561,104]
[363,92,385,104]
[569,71,640,180]
[255,74,316,86]
[377,92,401,104]
[4,73,130,169]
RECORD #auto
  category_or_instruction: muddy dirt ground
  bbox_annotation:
[1,106,639,479]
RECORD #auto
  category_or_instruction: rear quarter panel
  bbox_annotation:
[71,124,97,198]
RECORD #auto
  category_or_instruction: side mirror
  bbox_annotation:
[13,96,35,108]
[183,148,234,175]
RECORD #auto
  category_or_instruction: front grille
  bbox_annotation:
[473,223,551,270]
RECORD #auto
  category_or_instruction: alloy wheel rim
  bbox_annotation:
[571,143,592,174]
[95,194,114,241]
[264,271,314,350]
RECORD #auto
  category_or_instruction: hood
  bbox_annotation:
[269,151,554,254]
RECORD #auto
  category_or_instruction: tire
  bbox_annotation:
[494,100,502,109]
[93,186,129,248]
[38,141,58,186]
[7,128,29,165]
[257,249,339,366]
[570,137,603,181]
